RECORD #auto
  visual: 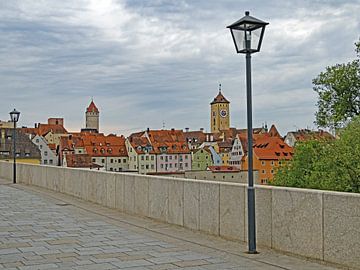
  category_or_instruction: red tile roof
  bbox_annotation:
[253,136,293,160]
[65,154,102,168]
[129,129,190,154]
[211,92,230,104]
[86,101,99,113]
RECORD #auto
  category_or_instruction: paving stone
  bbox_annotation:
[0,184,343,270]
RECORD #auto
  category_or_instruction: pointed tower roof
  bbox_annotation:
[86,100,99,113]
[210,84,230,105]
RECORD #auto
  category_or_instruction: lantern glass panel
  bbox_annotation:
[231,28,246,52]
[249,27,262,51]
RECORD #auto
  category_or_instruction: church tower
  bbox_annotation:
[85,100,99,132]
[210,84,230,133]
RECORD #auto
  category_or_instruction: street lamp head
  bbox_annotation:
[227,11,268,54]
[9,108,20,123]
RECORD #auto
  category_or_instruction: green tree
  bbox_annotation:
[272,116,360,193]
[313,40,360,129]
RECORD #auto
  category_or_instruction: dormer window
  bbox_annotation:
[100,148,105,154]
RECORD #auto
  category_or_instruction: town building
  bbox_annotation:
[31,135,57,165]
[242,134,293,184]
[192,147,212,171]
[22,118,68,147]
[126,135,156,174]
[85,100,100,132]
[0,120,14,129]
[210,85,230,133]
[284,129,334,147]
[60,133,128,172]
[0,128,41,164]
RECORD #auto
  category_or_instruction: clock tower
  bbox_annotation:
[210,84,230,133]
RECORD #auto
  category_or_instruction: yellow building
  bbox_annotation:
[210,85,230,133]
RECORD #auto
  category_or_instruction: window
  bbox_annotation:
[261,161,265,166]
[271,161,274,166]
[44,151,48,156]
[40,145,43,149]
[110,159,113,163]
[49,160,53,164]
[175,163,177,167]
[185,155,188,159]
[102,159,105,163]
[160,164,163,168]
[141,156,144,160]
[160,156,163,160]
[123,158,126,163]
[271,169,274,174]
[185,163,188,167]
[151,156,154,160]
[262,170,266,174]
[146,165,149,169]
[146,156,149,161]
[44,160,48,164]
[36,139,39,143]
[151,164,154,169]
[118,159,121,163]
[141,165,144,169]
[169,164,172,168]
[110,168,113,171]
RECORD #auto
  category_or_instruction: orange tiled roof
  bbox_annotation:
[253,136,293,160]
[48,143,56,150]
[147,130,190,154]
[65,154,101,168]
[81,133,127,157]
[129,136,154,154]
[129,129,190,154]
[86,101,99,113]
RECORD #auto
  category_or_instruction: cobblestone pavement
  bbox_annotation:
[0,183,341,270]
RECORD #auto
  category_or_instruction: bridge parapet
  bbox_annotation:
[0,161,359,269]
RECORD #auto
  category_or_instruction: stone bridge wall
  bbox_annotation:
[0,161,359,269]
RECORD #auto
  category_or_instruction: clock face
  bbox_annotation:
[220,109,227,118]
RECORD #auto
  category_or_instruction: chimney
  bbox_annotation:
[185,127,189,132]
[147,127,150,132]
[210,135,214,142]
[171,128,175,131]
[34,123,37,128]
[206,134,209,141]
[200,128,204,132]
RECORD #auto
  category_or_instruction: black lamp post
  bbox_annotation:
[227,11,268,254]
[9,109,20,184]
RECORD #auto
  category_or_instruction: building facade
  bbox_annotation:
[32,135,57,165]
[0,128,41,164]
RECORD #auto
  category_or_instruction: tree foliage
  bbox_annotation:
[272,116,360,193]
[313,40,360,129]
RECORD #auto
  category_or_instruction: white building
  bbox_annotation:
[32,135,57,165]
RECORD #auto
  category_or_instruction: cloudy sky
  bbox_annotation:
[0,0,359,136]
